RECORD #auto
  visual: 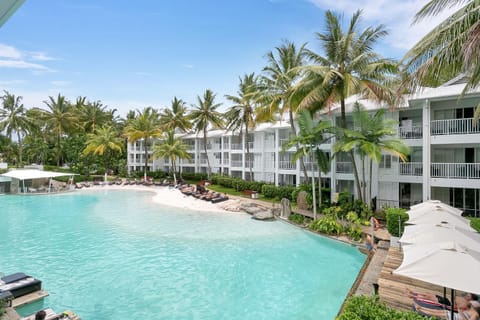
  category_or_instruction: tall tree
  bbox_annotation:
[0,91,34,166]
[403,0,480,109]
[83,126,124,181]
[283,110,332,219]
[334,103,410,206]
[258,41,310,181]
[123,107,162,180]
[190,89,224,179]
[152,130,191,185]
[78,100,113,133]
[225,73,259,181]
[159,97,192,133]
[299,10,398,201]
[37,94,77,166]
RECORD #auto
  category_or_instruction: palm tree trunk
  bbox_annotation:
[16,131,23,166]
[369,159,373,209]
[310,148,317,220]
[288,109,309,182]
[340,98,363,202]
[56,130,61,167]
[144,138,149,181]
[204,128,211,179]
[172,158,177,185]
[245,126,253,182]
[362,155,366,203]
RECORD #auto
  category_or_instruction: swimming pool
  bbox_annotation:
[0,190,365,319]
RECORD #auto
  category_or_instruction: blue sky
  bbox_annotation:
[0,0,455,117]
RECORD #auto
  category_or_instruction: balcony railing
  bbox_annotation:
[279,160,296,170]
[222,159,229,165]
[431,118,480,135]
[431,163,480,179]
[336,162,354,174]
[231,160,243,167]
[398,126,423,139]
[223,143,229,149]
[231,143,242,150]
[247,142,254,150]
[399,162,423,176]
[305,162,318,172]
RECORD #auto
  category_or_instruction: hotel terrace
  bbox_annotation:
[127,77,480,217]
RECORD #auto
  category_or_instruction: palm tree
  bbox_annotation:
[283,110,332,219]
[190,89,224,179]
[78,100,113,133]
[225,73,259,181]
[0,91,34,166]
[403,0,480,108]
[298,10,398,201]
[83,126,124,181]
[152,130,191,185]
[334,103,410,206]
[257,41,310,181]
[123,107,162,180]
[159,97,192,133]
[34,94,77,166]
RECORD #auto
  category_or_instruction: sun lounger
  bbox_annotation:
[0,273,42,298]
[211,196,229,204]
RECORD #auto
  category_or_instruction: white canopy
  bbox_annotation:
[408,200,462,218]
[0,169,76,180]
[406,209,473,231]
[400,224,480,250]
[394,241,480,294]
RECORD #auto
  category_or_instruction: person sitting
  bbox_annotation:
[408,288,478,308]
[35,310,47,320]
[415,300,480,320]
[364,234,376,252]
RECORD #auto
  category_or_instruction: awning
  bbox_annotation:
[0,169,76,180]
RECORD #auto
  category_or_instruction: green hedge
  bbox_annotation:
[337,296,435,320]
[261,184,295,200]
[386,208,409,237]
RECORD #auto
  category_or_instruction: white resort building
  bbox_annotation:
[127,78,480,217]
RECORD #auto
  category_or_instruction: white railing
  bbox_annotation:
[231,160,243,167]
[199,159,208,165]
[336,162,354,174]
[431,118,480,135]
[431,163,480,179]
[223,159,229,165]
[398,126,423,139]
[399,162,423,176]
[231,143,242,150]
[223,143,229,149]
[305,162,318,172]
[279,138,291,147]
[244,161,253,168]
[279,161,296,170]
[181,159,195,164]
[247,142,254,150]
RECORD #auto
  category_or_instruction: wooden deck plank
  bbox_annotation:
[378,247,447,311]
[11,290,49,308]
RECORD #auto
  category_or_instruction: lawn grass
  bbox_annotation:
[468,217,480,232]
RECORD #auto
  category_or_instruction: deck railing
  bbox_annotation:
[336,162,354,174]
[431,163,480,179]
[399,162,423,176]
[279,160,296,170]
[398,126,423,139]
[431,118,480,135]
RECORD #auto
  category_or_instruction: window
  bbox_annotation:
[380,155,392,169]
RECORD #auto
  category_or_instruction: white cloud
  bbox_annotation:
[50,80,71,87]
[0,60,51,71]
[181,64,194,69]
[0,80,27,86]
[307,0,460,51]
[29,51,55,61]
[0,44,22,59]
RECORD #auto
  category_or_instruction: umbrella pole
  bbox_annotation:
[451,289,454,320]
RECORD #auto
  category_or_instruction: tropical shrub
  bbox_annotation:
[345,224,363,241]
[261,184,295,200]
[337,295,435,320]
[309,215,343,235]
[288,213,305,225]
[386,207,409,237]
[0,299,5,316]
[291,184,331,208]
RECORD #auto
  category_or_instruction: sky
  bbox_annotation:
[0,0,457,117]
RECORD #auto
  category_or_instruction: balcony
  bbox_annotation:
[398,126,422,139]
[399,162,423,176]
[305,162,318,172]
[231,143,243,150]
[431,118,480,135]
[279,160,296,170]
[231,160,243,167]
[336,162,354,174]
[431,163,480,179]
[222,159,229,165]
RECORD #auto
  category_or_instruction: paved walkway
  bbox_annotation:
[354,240,390,296]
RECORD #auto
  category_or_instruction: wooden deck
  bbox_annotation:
[11,290,49,308]
[378,246,447,311]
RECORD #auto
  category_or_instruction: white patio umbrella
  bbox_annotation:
[409,200,462,216]
[406,209,474,231]
[400,224,480,250]
[394,241,480,293]
[394,242,480,320]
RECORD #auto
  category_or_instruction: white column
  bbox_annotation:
[241,132,246,180]
[422,99,431,201]
[330,116,337,203]
[274,128,279,186]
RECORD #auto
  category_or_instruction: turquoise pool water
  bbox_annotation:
[0,190,365,319]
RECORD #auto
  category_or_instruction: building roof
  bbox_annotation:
[0,169,76,180]
[0,0,24,27]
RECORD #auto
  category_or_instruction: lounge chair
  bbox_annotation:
[0,272,42,298]
[211,196,229,204]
